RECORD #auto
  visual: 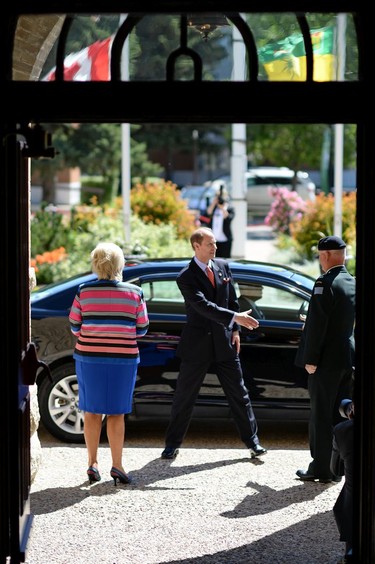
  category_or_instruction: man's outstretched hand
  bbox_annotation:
[235,310,259,330]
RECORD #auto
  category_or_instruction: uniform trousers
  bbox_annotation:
[307,366,353,477]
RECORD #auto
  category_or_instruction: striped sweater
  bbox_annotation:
[69,279,149,364]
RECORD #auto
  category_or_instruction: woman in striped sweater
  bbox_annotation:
[69,242,149,485]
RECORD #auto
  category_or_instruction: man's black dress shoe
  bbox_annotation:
[161,447,179,459]
[296,469,342,483]
[249,444,267,458]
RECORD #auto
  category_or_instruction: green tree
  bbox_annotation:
[130,15,231,181]
[247,123,356,174]
[130,132,164,183]
[67,123,121,201]
[132,123,228,183]
[33,123,163,204]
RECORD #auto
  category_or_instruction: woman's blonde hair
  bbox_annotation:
[91,242,125,281]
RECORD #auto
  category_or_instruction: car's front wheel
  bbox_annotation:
[38,362,86,443]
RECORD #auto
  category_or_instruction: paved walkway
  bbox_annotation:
[26,421,345,564]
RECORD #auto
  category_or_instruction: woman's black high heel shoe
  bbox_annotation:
[87,466,101,484]
[110,466,132,485]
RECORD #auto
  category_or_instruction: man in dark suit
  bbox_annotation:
[331,400,354,563]
[295,235,355,483]
[161,226,267,460]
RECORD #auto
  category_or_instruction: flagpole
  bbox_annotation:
[120,15,131,244]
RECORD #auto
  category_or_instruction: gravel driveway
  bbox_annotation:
[25,420,346,564]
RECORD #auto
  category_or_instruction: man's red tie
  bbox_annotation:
[206,266,215,287]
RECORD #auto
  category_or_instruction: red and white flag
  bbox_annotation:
[43,36,113,81]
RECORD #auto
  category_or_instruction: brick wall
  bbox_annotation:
[13,15,64,81]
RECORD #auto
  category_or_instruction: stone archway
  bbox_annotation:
[13,16,64,81]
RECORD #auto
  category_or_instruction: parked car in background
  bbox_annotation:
[31,258,314,443]
[208,166,316,216]
[307,169,357,195]
[180,184,218,216]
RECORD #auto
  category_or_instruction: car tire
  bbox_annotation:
[38,362,90,443]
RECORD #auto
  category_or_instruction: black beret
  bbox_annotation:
[318,235,346,250]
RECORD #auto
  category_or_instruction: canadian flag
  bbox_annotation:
[43,36,113,81]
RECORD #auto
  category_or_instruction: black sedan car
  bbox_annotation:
[31,258,314,443]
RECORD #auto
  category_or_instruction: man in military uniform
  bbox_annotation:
[295,236,356,483]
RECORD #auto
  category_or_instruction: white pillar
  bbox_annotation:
[230,17,248,258]
[333,14,347,239]
[333,123,344,238]
[230,125,248,258]
[121,122,131,242]
[120,15,131,243]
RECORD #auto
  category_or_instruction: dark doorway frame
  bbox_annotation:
[1,4,374,563]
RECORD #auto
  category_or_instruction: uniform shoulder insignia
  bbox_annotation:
[314,279,324,295]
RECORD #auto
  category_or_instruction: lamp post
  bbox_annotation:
[192,129,199,184]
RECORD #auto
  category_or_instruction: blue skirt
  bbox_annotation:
[75,360,137,415]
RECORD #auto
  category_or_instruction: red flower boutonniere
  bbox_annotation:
[218,271,231,283]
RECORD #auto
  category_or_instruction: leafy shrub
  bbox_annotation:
[289,192,356,262]
[70,199,105,232]
[30,247,68,285]
[80,176,108,204]
[264,188,307,235]
[31,203,74,256]
[125,215,192,258]
[130,180,196,239]
[262,191,356,275]
[31,188,195,284]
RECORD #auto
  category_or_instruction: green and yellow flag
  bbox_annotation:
[258,26,336,82]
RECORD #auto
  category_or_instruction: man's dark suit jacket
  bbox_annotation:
[176,258,240,363]
[331,418,354,544]
[295,265,356,370]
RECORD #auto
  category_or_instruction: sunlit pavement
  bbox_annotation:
[245,218,277,262]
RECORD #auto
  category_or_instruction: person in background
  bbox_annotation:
[69,242,149,485]
[331,398,354,564]
[161,226,267,461]
[295,235,355,483]
[205,185,235,258]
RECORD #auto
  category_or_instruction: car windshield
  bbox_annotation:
[247,175,293,186]
[181,186,206,198]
